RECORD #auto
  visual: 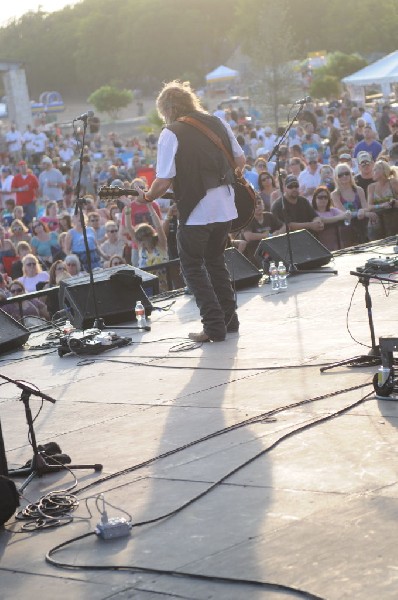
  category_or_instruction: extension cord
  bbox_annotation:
[95,516,132,539]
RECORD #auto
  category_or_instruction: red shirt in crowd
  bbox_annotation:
[12,172,39,206]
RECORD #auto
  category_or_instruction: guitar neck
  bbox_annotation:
[98,186,174,200]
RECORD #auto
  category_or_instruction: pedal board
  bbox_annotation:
[58,329,131,357]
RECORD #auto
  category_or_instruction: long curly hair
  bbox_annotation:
[156,80,204,124]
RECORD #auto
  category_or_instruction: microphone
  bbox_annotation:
[294,96,312,105]
[73,110,94,122]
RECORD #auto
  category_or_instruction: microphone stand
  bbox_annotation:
[1,373,102,492]
[268,102,337,277]
[71,117,148,333]
[320,271,398,372]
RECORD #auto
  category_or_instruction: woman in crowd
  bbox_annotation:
[40,201,59,232]
[30,220,59,267]
[109,255,127,268]
[64,254,81,277]
[100,221,126,264]
[17,253,50,292]
[312,186,347,250]
[9,219,31,246]
[64,214,105,271]
[124,201,168,269]
[287,158,305,179]
[258,172,276,211]
[331,163,376,246]
[2,280,49,323]
[367,160,398,238]
[58,213,72,234]
[46,259,70,316]
[10,241,32,279]
[0,224,16,274]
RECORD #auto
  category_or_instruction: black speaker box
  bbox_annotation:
[255,229,332,270]
[59,266,158,329]
[0,308,30,355]
[224,247,262,289]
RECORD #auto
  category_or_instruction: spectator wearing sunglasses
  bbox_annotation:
[3,280,49,323]
[17,253,49,292]
[9,219,31,246]
[100,221,126,265]
[271,175,324,234]
[312,186,347,250]
[331,163,377,246]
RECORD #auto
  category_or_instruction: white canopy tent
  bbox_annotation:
[342,51,398,102]
[205,65,239,83]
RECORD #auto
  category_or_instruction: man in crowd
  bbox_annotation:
[133,80,245,342]
[353,124,382,161]
[11,160,39,225]
[38,156,65,207]
[271,174,324,235]
[354,151,374,199]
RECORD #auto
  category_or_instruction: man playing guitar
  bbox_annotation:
[133,80,246,342]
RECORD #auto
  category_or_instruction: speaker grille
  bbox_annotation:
[255,230,332,269]
[224,248,262,289]
[0,309,30,355]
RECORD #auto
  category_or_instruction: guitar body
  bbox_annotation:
[231,173,256,233]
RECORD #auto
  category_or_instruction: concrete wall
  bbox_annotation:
[3,68,32,129]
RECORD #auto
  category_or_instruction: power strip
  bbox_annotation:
[95,516,131,540]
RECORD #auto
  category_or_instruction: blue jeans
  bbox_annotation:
[177,221,237,340]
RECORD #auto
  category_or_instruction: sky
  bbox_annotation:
[0,1,78,27]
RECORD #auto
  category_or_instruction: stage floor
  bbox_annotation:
[1,241,398,600]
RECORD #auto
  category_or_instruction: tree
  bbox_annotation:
[310,75,341,100]
[88,85,133,120]
[236,0,298,128]
[316,51,368,81]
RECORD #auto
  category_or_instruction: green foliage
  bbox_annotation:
[316,52,368,80]
[310,75,341,100]
[0,0,397,101]
[88,86,133,119]
[141,109,164,134]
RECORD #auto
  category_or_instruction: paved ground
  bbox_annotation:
[1,239,398,599]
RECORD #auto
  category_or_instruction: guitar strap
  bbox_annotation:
[177,116,238,173]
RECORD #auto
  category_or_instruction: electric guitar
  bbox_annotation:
[98,183,255,232]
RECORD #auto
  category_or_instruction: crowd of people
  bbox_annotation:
[1,93,398,325]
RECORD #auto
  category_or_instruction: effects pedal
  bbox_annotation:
[58,328,131,357]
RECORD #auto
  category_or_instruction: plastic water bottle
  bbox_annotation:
[344,210,352,226]
[135,301,146,328]
[277,261,287,289]
[269,261,279,291]
[63,320,74,334]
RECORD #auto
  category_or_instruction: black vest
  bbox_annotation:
[168,111,235,224]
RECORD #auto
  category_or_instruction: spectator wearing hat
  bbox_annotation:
[354,152,374,199]
[339,152,358,175]
[38,156,65,208]
[271,174,324,235]
[353,124,382,161]
[10,160,39,225]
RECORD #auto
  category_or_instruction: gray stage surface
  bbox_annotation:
[1,241,398,600]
